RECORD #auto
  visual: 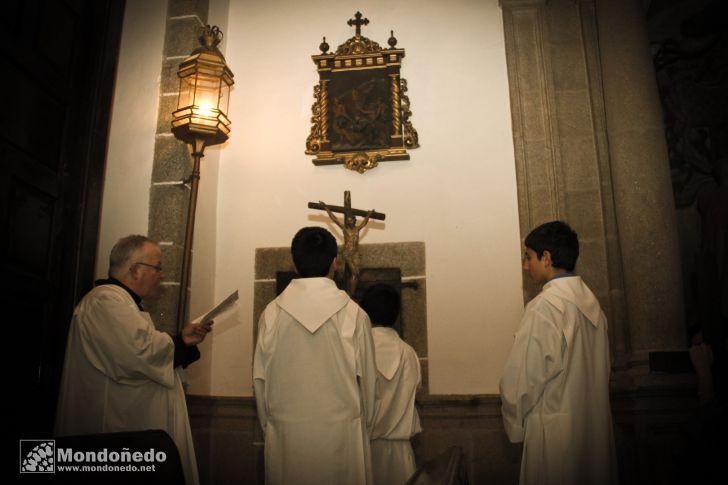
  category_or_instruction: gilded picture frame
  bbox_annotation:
[305,12,419,173]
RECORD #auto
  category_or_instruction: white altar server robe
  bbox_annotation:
[54,284,199,485]
[253,277,377,485]
[370,326,422,485]
[500,276,619,485]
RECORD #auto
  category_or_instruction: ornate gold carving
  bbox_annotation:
[305,84,322,154]
[341,152,383,173]
[319,80,329,143]
[306,12,419,170]
[336,36,383,56]
[390,74,401,136]
[400,78,419,148]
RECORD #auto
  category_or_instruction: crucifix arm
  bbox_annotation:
[307,202,386,221]
[319,201,344,229]
[356,210,374,230]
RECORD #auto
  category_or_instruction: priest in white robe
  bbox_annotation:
[361,284,422,485]
[54,235,212,485]
[253,227,377,485]
[500,221,619,485]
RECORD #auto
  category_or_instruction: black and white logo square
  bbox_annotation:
[20,440,55,473]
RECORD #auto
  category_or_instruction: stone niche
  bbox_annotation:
[253,241,429,396]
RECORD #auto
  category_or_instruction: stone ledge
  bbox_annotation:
[186,383,698,418]
[186,393,505,418]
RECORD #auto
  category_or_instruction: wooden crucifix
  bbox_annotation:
[308,191,385,296]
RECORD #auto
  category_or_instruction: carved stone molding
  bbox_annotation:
[500,0,630,362]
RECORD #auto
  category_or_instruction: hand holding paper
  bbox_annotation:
[182,321,213,346]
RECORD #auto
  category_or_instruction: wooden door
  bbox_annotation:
[1,0,124,439]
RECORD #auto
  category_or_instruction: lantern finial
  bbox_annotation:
[198,25,223,50]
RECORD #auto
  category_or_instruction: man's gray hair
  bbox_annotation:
[109,235,157,278]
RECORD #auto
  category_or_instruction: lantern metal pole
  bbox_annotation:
[177,137,206,330]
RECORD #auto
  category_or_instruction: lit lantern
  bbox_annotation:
[171,25,233,330]
[172,25,233,148]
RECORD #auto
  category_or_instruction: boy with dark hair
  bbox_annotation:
[523,220,579,272]
[500,221,619,485]
[253,227,377,485]
[361,284,422,485]
[290,226,339,277]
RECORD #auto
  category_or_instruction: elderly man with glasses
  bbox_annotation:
[54,235,212,485]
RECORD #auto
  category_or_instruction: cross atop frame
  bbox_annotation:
[347,11,369,37]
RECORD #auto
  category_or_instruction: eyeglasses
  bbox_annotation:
[135,262,163,273]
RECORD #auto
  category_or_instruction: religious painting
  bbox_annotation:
[329,69,392,152]
[305,12,419,173]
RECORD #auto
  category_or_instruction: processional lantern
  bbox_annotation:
[171,25,234,329]
[172,25,233,151]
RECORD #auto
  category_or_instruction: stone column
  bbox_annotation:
[500,0,631,362]
[595,0,685,357]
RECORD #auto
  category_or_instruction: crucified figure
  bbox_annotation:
[321,202,372,296]
[308,191,385,296]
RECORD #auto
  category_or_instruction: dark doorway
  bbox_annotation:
[1,0,125,440]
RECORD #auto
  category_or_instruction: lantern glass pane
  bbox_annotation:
[219,82,230,115]
[193,74,221,114]
[177,74,196,110]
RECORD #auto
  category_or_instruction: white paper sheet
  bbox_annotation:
[195,290,239,324]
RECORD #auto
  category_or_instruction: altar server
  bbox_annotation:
[254,226,377,485]
[361,284,422,485]
[500,221,619,485]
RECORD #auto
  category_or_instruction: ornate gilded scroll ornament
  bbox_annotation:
[342,152,383,174]
[305,84,322,154]
[400,78,419,149]
[306,12,419,172]
[336,36,383,56]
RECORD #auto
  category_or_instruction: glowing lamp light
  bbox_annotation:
[172,25,234,148]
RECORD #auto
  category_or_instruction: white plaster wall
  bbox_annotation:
[95,0,168,278]
[205,0,525,396]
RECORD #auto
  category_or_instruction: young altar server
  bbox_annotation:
[253,226,377,485]
[499,221,619,485]
[361,284,423,485]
